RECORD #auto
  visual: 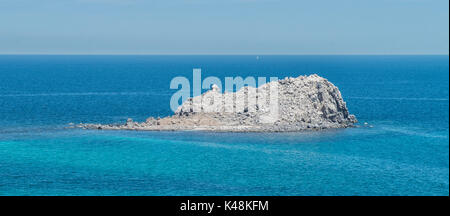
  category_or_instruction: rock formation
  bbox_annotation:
[78,74,357,132]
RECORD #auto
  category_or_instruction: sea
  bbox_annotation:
[0,55,448,195]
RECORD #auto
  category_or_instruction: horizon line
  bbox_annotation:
[0,53,448,56]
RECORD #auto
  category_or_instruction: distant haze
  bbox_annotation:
[0,0,448,55]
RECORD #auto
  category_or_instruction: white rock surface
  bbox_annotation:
[79,74,357,132]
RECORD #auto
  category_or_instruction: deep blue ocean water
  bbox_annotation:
[0,55,448,195]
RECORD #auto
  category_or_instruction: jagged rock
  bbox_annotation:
[78,74,357,132]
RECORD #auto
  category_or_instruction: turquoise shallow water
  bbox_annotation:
[0,55,448,195]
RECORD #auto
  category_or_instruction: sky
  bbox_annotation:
[0,0,448,54]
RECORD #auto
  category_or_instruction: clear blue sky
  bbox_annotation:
[0,0,448,54]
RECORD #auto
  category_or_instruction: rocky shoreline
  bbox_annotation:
[77,74,357,132]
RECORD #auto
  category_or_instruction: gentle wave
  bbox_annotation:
[379,126,449,139]
[0,92,172,97]
[347,96,449,101]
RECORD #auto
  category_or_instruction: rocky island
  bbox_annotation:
[78,74,357,132]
